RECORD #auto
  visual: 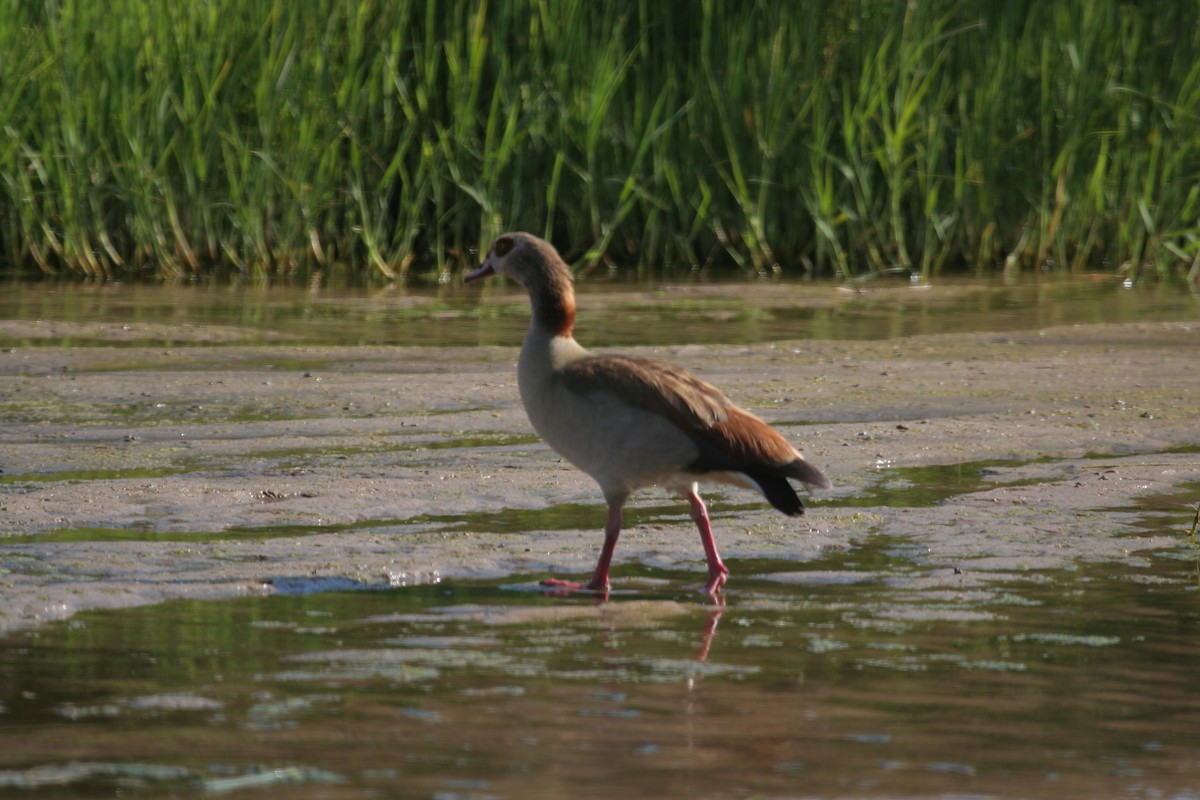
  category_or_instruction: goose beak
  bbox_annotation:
[464,260,495,284]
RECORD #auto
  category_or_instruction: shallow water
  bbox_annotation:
[2,273,1197,347]
[1,527,1198,798]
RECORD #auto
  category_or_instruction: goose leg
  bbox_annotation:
[687,487,729,594]
[542,502,622,593]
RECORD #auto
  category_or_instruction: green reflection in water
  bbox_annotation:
[1,276,1197,348]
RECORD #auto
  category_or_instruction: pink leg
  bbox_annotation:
[541,503,622,594]
[688,488,729,594]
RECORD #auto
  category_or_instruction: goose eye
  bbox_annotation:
[493,236,513,257]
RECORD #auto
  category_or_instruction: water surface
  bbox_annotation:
[2,274,1196,347]
[1,532,1197,798]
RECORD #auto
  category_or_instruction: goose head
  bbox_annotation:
[464,232,576,336]
[466,232,563,284]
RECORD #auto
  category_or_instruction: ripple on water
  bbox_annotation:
[1,538,1198,798]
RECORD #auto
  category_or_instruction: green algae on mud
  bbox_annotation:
[0,466,193,485]
[248,432,541,467]
[0,497,761,545]
[0,453,1066,543]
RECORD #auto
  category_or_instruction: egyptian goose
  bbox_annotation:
[465,232,830,594]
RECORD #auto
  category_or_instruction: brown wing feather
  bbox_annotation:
[559,354,731,429]
[703,406,798,466]
[559,353,832,491]
[696,409,832,489]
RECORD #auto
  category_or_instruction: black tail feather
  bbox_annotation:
[786,458,832,490]
[751,474,806,517]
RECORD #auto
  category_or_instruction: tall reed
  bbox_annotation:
[1,0,1197,281]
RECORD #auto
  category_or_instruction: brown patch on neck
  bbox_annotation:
[548,300,576,337]
[529,251,576,337]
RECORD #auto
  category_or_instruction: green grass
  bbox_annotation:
[1,0,1198,281]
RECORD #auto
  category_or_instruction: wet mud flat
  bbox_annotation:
[1,320,1197,632]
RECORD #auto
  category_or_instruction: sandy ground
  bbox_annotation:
[1,320,1198,632]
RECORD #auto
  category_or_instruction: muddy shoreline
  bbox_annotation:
[2,320,1198,632]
